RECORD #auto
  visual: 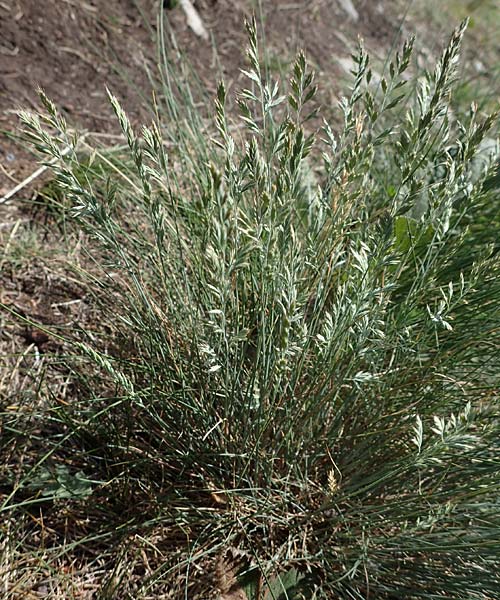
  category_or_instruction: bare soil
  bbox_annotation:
[1,0,498,197]
[0,0,408,197]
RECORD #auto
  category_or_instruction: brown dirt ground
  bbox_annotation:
[1,0,498,196]
[0,0,408,198]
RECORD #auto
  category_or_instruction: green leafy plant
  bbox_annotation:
[25,465,93,500]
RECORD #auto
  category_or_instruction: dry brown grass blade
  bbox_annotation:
[219,588,248,600]
[215,548,251,600]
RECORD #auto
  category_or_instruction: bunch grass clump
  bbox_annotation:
[10,17,500,599]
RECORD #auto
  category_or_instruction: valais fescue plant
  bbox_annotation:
[15,17,500,599]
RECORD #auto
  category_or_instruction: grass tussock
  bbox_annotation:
[2,17,499,600]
